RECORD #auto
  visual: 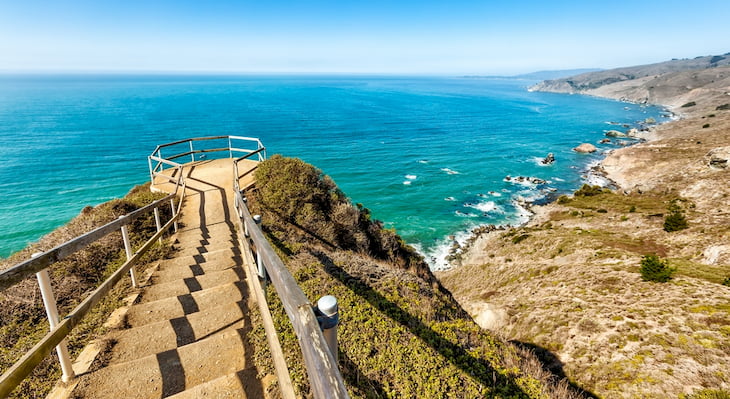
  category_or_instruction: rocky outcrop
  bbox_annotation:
[541,152,555,165]
[573,143,597,153]
[707,146,730,169]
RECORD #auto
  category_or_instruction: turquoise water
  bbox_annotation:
[0,75,664,267]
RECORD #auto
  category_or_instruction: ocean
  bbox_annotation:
[0,75,665,268]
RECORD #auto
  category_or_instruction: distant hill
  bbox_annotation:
[530,53,730,111]
[512,68,603,80]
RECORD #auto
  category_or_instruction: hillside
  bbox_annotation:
[529,53,730,110]
[440,56,730,398]
[244,155,590,398]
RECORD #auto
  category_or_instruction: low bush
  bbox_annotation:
[639,254,675,282]
[664,201,689,232]
[716,104,730,111]
[574,184,611,197]
[681,101,696,108]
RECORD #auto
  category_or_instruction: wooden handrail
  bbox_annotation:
[0,216,179,398]
[0,165,186,397]
[235,194,350,399]
[0,192,175,291]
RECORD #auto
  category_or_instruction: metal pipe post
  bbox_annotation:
[189,141,195,163]
[170,199,178,232]
[154,207,162,244]
[316,295,340,363]
[120,220,137,288]
[32,253,75,382]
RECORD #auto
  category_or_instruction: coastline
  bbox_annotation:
[440,94,678,271]
[435,71,730,397]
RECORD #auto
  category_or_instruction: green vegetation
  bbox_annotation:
[639,254,676,282]
[722,277,730,287]
[664,200,689,232]
[247,155,571,398]
[0,184,172,399]
[703,123,711,128]
[682,389,730,399]
[716,104,730,110]
[681,101,697,108]
[574,184,612,197]
[254,154,435,283]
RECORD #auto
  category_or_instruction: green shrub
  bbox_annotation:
[639,254,675,282]
[574,184,611,197]
[664,201,689,232]
[629,205,636,213]
[511,234,530,244]
[557,195,570,204]
[681,101,696,108]
[716,104,730,111]
[702,124,711,128]
[722,277,730,287]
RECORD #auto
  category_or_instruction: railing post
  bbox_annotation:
[316,295,340,363]
[189,140,195,163]
[170,198,178,232]
[32,253,75,382]
[154,207,162,244]
[253,215,266,280]
[119,218,137,288]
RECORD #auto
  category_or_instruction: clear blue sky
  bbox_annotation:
[1,0,729,75]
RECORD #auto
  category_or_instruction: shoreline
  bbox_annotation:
[438,94,678,271]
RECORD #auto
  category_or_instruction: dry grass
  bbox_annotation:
[438,108,730,397]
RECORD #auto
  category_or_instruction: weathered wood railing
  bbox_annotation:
[233,160,350,399]
[155,136,348,397]
[0,170,186,398]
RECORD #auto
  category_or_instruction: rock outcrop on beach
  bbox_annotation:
[440,54,730,398]
[572,143,597,153]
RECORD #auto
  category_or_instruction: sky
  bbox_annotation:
[1,0,729,75]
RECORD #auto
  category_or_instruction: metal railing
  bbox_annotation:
[0,169,186,398]
[148,135,266,185]
[153,136,348,397]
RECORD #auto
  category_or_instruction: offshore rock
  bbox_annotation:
[541,152,555,165]
[573,143,597,153]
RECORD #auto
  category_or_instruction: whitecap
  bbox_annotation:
[441,168,460,175]
[553,177,565,182]
[418,159,429,164]
[465,201,500,213]
[444,196,456,201]
[405,174,417,180]
[403,181,412,185]
[489,191,502,197]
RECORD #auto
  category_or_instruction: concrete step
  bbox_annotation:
[175,222,238,239]
[126,282,247,328]
[142,267,244,303]
[159,247,241,269]
[169,370,247,399]
[72,328,248,399]
[153,253,243,284]
[107,300,249,364]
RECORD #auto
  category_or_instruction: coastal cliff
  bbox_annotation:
[439,55,730,398]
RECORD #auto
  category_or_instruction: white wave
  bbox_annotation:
[444,196,456,201]
[441,168,460,175]
[465,201,499,213]
[418,230,474,271]
[455,210,478,218]
[553,177,565,182]
[405,174,417,180]
[418,159,429,164]
[403,180,412,185]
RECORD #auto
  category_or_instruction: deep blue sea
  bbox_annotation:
[0,75,664,268]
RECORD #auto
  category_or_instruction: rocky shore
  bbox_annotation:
[437,57,730,398]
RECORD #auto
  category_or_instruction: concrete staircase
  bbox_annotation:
[69,160,265,398]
